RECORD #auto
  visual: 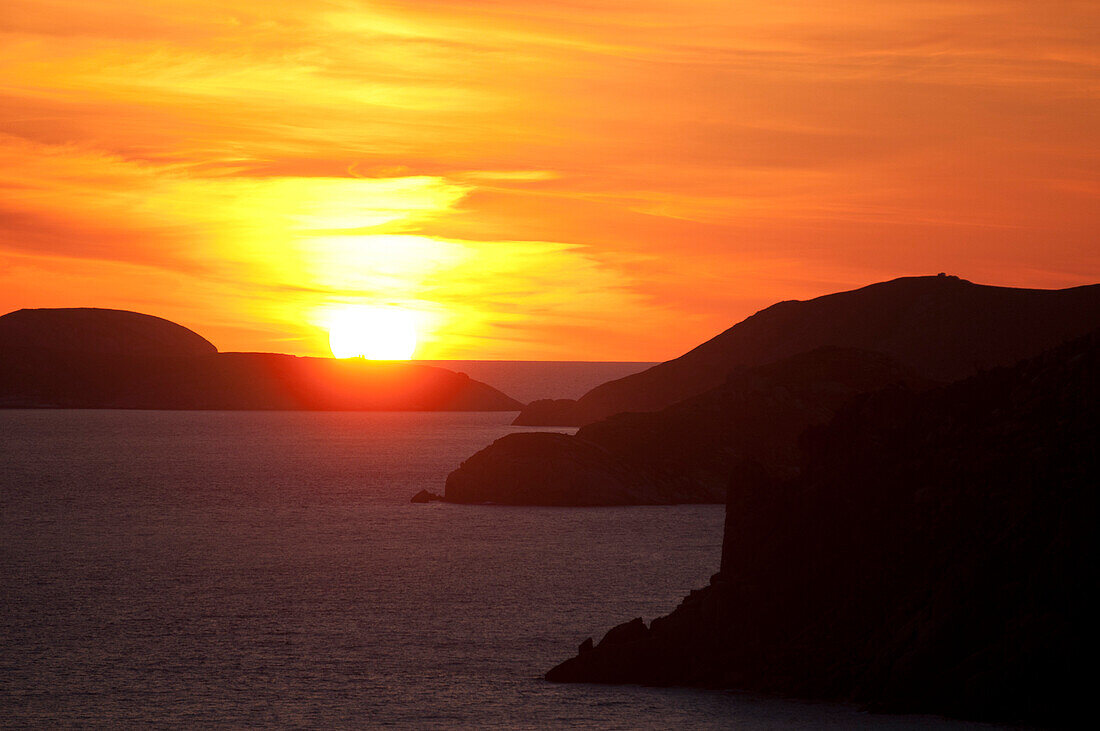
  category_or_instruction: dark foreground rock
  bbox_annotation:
[446,347,926,504]
[516,275,1100,426]
[547,330,1100,726]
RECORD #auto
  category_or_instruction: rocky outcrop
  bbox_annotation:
[0,309,522,411]
[444,347,926,504]
[546,329,1100,726]
[516,275,1100,426]
[444,432,659,505]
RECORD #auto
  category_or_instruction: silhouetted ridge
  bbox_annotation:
[546,328,1100,726]
[0,309,521,411]
[0,307,216,357]
[515,276,1100,425]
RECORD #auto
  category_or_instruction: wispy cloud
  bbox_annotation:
[1,1,1097,357]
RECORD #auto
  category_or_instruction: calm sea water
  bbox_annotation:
[1,410,1001,729]
[411,362,658,404]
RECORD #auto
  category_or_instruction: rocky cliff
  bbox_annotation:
[546,329,1099,726]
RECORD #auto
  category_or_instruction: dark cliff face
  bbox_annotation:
[516,276,1100,426]
[0,309,522,411]
[444,347,926,504]
[546,329,1099,726]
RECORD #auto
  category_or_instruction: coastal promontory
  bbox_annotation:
[445,347,926,504]
[443,276,1100,505]
[546,329,1099,726]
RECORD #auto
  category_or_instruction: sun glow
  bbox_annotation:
[327,306,418,360]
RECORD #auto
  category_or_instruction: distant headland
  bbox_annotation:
[0,308,521,411]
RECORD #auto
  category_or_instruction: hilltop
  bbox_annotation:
[516,275,1100,426]
[0,308,216,358]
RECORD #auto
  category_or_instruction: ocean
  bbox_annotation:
[1,407,1002,728]
[411,361,659,404]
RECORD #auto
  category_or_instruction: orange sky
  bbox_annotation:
[1,1,1098,359]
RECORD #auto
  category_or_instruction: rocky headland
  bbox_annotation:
[444,347,927,504]
[444,276,1100,505]
[545,328,1099,726]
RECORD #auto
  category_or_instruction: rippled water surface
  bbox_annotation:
[2,411,1001,728]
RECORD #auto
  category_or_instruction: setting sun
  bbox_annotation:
[328,307,418,360]
[1,0,1098,726]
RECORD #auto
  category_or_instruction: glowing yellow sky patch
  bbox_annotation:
[1,1,1097,360]
[0,131,656,357]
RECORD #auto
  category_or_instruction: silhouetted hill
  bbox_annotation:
[515,275,1100,425]
[443,347,927,504]
[546,328,1099,726]
[0,308,216,357]
[0,309,521,411]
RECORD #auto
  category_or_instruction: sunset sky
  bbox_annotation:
[1,1,1097,359]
